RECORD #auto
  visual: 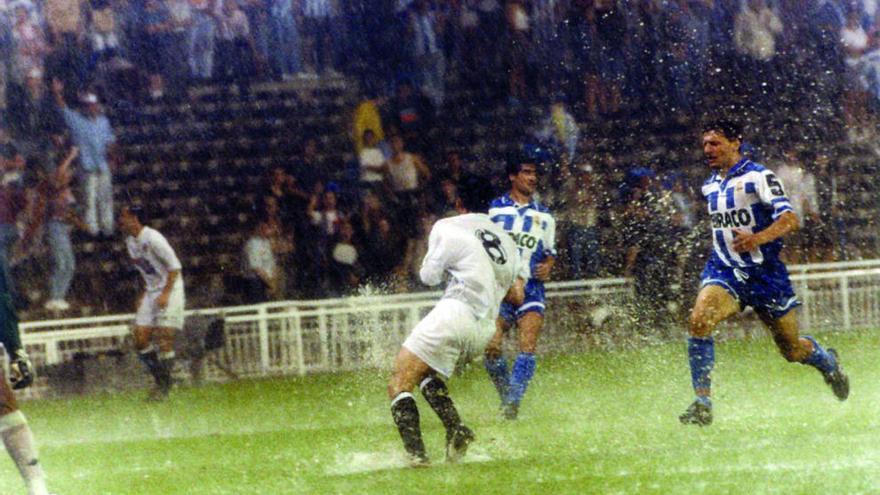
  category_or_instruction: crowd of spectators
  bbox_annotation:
[0,0,877,317]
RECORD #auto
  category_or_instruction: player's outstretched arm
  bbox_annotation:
[732,211,799,253]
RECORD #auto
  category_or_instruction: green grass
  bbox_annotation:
[1,330,878,494]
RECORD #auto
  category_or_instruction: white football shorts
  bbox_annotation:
[136,281,186,329]
[402,298,495,379]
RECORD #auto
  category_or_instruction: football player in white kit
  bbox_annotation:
[119,205,185,401]
[388,175,525,466]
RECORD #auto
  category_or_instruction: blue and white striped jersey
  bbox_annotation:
[489,194,556,280]
[701,158,794,268]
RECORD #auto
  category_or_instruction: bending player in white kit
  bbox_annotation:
[119,205,185,401]
[388,175,526,466]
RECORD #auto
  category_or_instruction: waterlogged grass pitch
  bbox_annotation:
[1,330,877,494]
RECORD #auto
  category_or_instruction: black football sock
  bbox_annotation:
[138,348,163,386]
[158,352,176,393]
[391,393,426,459]
[420,376,462,434]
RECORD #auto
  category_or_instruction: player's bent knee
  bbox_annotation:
[688,312,714,338]
[779,345,807,363]
[132,327,152,350]
[484,344,501,360]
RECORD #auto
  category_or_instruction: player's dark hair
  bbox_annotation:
[702,120,744,142]
[127,203,152,224]
[458,175,495,213]
[506,153,537,178]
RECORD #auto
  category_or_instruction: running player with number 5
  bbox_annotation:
[680,121,849,426]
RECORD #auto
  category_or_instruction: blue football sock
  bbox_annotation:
[801,336,837,374]
[484,356,509,402]
[687,337,714,404]
[506,352,537,406]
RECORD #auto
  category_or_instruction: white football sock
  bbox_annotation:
[0,411,48,495]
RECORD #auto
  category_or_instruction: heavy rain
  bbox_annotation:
[0,0,876,493]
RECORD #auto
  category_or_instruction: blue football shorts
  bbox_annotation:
[499,279,546,324]
[701,256,801,319]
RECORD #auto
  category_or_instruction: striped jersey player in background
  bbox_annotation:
[680,120,849,426]
[484,157,556,420]
[119,204,186,402]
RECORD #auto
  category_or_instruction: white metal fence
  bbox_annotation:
[12,260,880,398]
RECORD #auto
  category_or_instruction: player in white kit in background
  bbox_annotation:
[388,175,526,466]
[119,205,186,401]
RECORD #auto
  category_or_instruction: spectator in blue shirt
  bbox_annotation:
[52,78,117,237]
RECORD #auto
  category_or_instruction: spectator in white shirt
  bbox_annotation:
[358,129,387,192]
[242,220,279,303]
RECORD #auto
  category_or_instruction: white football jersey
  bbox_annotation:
[126,227,184,293]
[420,213,525,320]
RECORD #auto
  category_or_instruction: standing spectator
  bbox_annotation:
[0,127,26,304]
[841,9,869,128]
[774,148,818,263]
[328,219,363,295]
[43,0,87,90]
[10,2,48,87]
[52,78,117,237]
[140,0,171,97]
[559,162,602,279]
[535,95,579,165]
[352,91,385,154]
[358,129,387,192]
[307,184,344,291]
[812,151,844,261]
[388,80,433,153]
[307,185,342,239]
[301,0,338,76]
[268,0,301,80]
[433,175,459,217]
[505,0,530,103]
[241,0,270,76]
[571,1,600,116]
[409,0,446,109]
[661,2,697,114]
[166,0,195,90]
[7,68,63,155]
[621,169,679,332]
[386,134,431,263]
[733,0,783,103]
[20,147,80,312]
[593,0,626,115]
[439,149,474,184]
[214,0,259,98]
[45,0,85,37]
[242,220,279,303]
[0,9,10,111]
[265,165,309,232]
[386,134,432,209]
[89,0,122,65]
[361,214,406,286]
[188,0,216,81]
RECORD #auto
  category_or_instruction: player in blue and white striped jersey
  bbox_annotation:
[680,121,849,427]
[483,159,556,420]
